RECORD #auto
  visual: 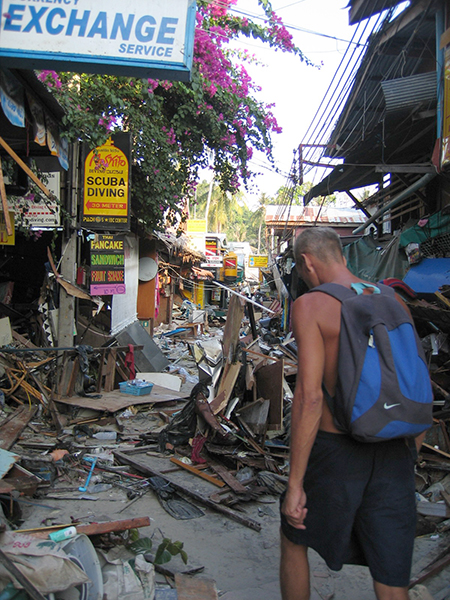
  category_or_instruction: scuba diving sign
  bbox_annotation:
[82,137,130,230]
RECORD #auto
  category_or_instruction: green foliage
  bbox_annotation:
[128,536,188,566]
[155,539,188,565]
[273,182,335,206]
[37,1,309,232]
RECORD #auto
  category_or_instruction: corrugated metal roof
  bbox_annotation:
[265,205,366,225]
[381,71,436,112]
[305,2,437,206]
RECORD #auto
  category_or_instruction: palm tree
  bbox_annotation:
[194,179,243,233]
[250,193,271,253]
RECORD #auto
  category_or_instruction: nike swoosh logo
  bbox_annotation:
[384,402,401,410]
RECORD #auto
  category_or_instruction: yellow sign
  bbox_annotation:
[224,253,238,277]
[82,138,129,228]
[187,219,207,233]
[249,255,268,268]
[0,212,15,245]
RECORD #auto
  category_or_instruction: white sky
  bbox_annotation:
[230,0,358,203]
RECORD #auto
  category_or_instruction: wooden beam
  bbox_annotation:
[422,442,450,460]
[14,516,151,538]
[211,362,241,415]
[0,405,37,450]
[113,451,262,532]
[0,136,54,201]
[441,26,450,49]
[375,165,436,174]
[345,190,371,218]
[409,552,450,588]
[376,0,431,48]
[416,501,450,518]
[0,157,13,236]
[170,457,225,488]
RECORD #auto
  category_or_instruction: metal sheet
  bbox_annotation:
[0,447,20,479]
[403,258,450,293]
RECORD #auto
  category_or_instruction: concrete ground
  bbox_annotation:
[13,449,450,600]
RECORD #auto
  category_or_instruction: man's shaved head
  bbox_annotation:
[294,227,344,265]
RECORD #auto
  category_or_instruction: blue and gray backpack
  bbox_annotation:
[312,282,433,443]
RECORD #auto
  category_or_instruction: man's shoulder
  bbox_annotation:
[294,289,342,315]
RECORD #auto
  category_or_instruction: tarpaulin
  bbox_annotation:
[399,212,450,248]
[343,234,408,283]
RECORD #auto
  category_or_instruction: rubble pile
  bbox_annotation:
[0,288,450,597]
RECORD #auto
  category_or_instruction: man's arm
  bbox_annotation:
[282,294,326,529]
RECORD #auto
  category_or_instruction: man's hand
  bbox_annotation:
[282,485,308,529]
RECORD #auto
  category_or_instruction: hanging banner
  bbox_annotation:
[0,69,24,127]
[82,134,131,230]
[0,0,196,81]
[90,233,126,295]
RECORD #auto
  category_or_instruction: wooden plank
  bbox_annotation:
[221,294,245,363]
[409,553,450,588]
[422,443,450,460]
[417,501,450,518]
[237,398,270,435]
[0,157,13,236]
[175,574,218,600]
[14,516,150,538]
[243,347,296,367]
[96,348,107,393]
[208,462,248,494]
[211,362,241,415]
[441,26,450,49]
[11,330,38,349]
[55,384,188,412]
[0,405,37,450]
[114,451,261,532]
[169,457,225,488]
[66,357,80,397]
[441,489,450,509]
[0,136,54,201]
[255,359,284,430]
[104,348,117,392]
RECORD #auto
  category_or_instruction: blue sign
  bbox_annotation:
[0,0,196,80]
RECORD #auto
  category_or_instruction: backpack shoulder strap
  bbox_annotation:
[309,282,396,303]
[309,282,356,303]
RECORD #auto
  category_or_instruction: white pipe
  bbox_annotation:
[212,280,278,315]
[352,172,436,235]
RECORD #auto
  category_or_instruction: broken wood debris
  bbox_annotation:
[1,281,450,595]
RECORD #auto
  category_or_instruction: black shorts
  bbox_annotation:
[280,431,416,587]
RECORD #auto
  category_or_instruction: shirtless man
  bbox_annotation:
[280,227,424,600]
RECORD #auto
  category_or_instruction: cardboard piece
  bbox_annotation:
[175,573,218,600]
[0,316,12,346]
[139,373,182,392]
[55,385,188,413]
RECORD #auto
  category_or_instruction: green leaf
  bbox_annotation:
[128,537,153,555]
